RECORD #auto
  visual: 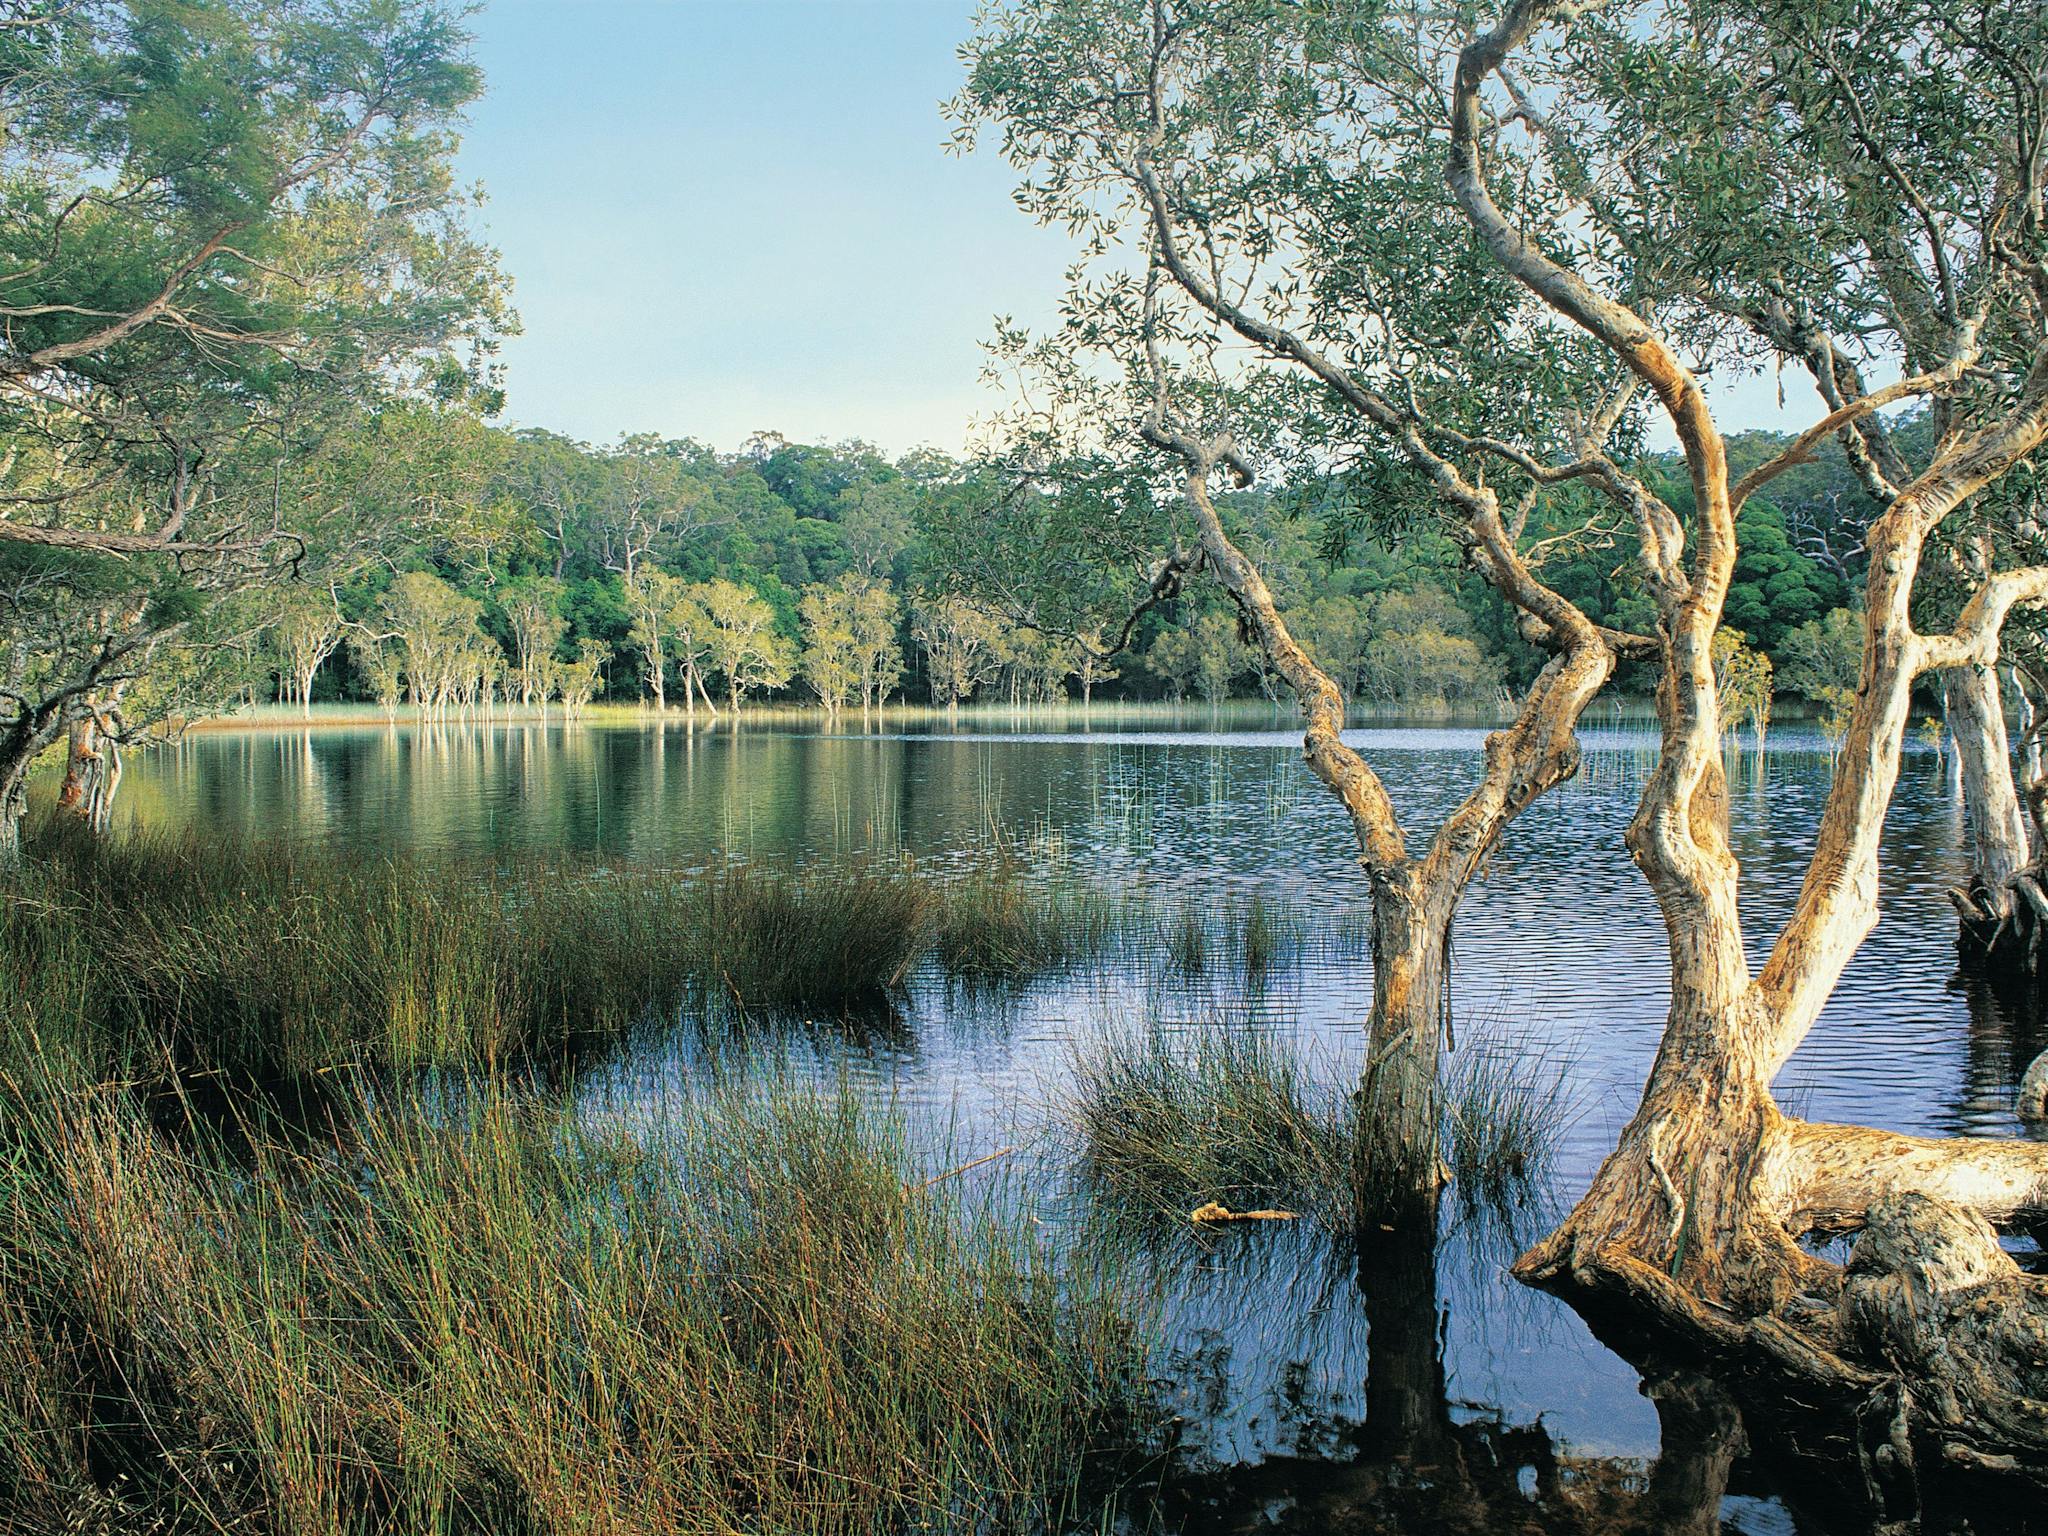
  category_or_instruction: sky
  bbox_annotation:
[454,0,1067,458]
[454,0,1813,461]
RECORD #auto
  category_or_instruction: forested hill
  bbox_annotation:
[269,414,1877,716]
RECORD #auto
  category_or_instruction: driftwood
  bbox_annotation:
[1189,1201,1298,1225]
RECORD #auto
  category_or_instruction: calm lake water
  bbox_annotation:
[111,709,2047,1533]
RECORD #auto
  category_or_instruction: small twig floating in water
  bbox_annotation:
[1189,1201,1296,1225]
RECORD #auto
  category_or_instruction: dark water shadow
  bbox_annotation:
[1143,1210,1990,1536]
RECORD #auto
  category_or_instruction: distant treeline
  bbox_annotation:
[273,420,1878,716]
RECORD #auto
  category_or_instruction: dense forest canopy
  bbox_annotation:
[224,415,1878,719]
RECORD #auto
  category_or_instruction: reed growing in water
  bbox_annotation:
[0,1064,1156,1535]
[0,825,1148,1090]
[1058,1020,1567,1231]
[929,867,1128,978]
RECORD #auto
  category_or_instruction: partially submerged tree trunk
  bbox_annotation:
[1149,442,1618,1204]
[1171,1213,1780,1531]
[965,0,2048,1489]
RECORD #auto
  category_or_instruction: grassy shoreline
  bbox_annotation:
[161,693,1629,736]
[0,823,1371,1093]
[0,1066,1158,1535]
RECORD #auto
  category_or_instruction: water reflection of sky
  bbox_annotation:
[116,713,2040,1534]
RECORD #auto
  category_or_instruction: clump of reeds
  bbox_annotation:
[689,856,931,1004]
[0,1065,1157,1535]
[930,868,1125,979]
[1164,900,1209,976]
[1438,1033,1570,1217]
[1058,1019,1565,1233]
[1235,893,1305,979]
[1152,893,1311,983]
[0,826,944,1090]
[1,825,1356,1102]
[1062,1022,1351,1221]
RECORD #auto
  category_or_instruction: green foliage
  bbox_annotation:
[1725,502,1849,653]
[1713,629,1773,745]
[1777,607,1864,702]
[245,415,1889,718]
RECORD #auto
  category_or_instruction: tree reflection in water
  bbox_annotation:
[1142,1208,2023,1536]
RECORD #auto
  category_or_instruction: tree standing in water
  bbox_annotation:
[912,595,1005,713]
[961,0,2048,1487]
[799,575,866,715]
[957,0,1652,1196]
[694,578,796,712]
[625,569,686,711]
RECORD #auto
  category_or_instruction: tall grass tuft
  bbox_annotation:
[0,827,944,1090]
[0,1066,1157,1535]
[1058,1019,1565,1233]
[930,868,1125,979]
[1164,901,1208,976]
[690,856,931,1004]
[1438,1032,1570,1219]
[1061,1022,1351,1222]
[1234,893,1304,980]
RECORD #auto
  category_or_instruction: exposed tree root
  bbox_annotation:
[1523,1115,2048,1508]
[1840,1193,2048,1478]
[1953,874,2048,978]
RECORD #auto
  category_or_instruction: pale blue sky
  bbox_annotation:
[456,0,1808,458]
[455,0,1068,457]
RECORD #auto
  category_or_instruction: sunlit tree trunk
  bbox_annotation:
[1421,0,2048,1483]
[54,716,98,820]
[1944,661,2041,968]
[1162,459,1615,1200]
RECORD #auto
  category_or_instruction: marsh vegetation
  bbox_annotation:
[0,805,1595,1534]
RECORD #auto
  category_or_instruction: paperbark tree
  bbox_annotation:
[912,595,1004,712]
[1415,0,2048,1489]
[553,637,609,717]
[624,568,684,710]
[958,0,1653,1194]
[848,577,904,711]
[376,571,484,716]
[666,585,721,719]
[799,575,864,714]
[270,589,346,716]
[499,577,568,707]
[1608,0,2048,980]
[693,578,795,711]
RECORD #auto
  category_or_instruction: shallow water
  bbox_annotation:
[115,709,2048,1532]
